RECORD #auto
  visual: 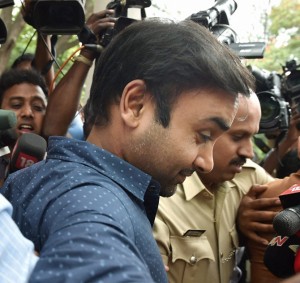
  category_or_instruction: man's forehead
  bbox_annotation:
[4,85,47,102]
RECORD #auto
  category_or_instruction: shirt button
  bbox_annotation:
[190,255,197,265]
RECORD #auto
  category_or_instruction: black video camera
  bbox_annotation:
[250,60,300,134]
[23,0,85,35]
[0,0,14,44]
[282,60,300,116]
[188,0,266,59]
[100,0,151,48]
[78,0,151,50]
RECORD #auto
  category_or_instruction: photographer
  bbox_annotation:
[262,108,300,177]
[253,60,300,178]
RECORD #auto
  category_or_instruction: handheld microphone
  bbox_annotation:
[0,110,17,131]
[0,128,18,148]
[273,205,300,236]
[273,184,300,236]
[10,133,47,173]
[294,235,300,273]
[264,234,299,278]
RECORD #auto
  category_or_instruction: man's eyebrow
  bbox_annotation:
[9,96,46,102]
[210,117,231,131]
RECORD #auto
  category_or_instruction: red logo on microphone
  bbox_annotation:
[15,153,38,169]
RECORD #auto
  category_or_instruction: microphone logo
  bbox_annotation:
[269,235,289,247]
[291,185,300,192]
[15,152,38,169]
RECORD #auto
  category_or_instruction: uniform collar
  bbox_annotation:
[181,172,209,201]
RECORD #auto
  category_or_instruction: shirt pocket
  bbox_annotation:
[170,235,215,265]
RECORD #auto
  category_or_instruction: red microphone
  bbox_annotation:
[10,133,47,173]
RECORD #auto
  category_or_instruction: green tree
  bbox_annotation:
[252,0,300,73]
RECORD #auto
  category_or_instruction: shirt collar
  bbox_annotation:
[181,172,208,201]
[47,136,161,202]
[181,169,243,201]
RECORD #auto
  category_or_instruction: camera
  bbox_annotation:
[100,0,151,47]
[249,63,299,134]
[0,0,14,44]
[257,90,290,133]
[188,0,266,59]
[0,18,7,44]
[23,0,86,35]
[0,0,14,8]
[79,0,151,49]
[282,59,300,113]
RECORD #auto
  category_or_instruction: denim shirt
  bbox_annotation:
[2,136,167,283]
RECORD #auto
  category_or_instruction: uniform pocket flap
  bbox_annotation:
[170,235,215,264]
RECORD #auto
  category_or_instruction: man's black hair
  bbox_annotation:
[87,18,255,128]
[0,68,48,105]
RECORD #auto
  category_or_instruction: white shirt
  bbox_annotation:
[0,194,38,283]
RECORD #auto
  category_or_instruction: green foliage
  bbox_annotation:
[269,0,300,34]
[8,26,37,67]
[251,0,300,73]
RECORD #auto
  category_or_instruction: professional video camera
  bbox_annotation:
[282,59,300,115]
[187,0,266,59]
[0,0,14,44]
[23,0,86,35]
[100,0,151,47]
[78,0,151,49]
[250,59,300,134]
[249,64,290,134]
[0,17,6,44]
[0,0,14,8]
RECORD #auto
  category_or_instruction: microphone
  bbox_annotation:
[273,184,300,236]
[0,109,17,131]
[0,128,18,148]
[273,205,300,236]
[294,236,300,273]
[264,234,299,278]
[10,133,47,173]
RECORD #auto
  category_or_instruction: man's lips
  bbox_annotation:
[18,124,34,133]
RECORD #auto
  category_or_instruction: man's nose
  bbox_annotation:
[238,140,254,160]
[193,145,214,173]
[20,105,33,118]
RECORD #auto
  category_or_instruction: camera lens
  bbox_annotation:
[259,91,280,122]
[257,91,290,133]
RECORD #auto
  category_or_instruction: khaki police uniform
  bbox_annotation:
[153,159,274,283]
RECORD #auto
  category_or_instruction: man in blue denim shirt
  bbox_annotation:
[1,19,255,282]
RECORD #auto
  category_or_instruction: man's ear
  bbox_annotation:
[120,79,149,127]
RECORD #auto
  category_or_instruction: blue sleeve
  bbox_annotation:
[29,191,155,283]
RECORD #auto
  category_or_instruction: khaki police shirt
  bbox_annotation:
[153,159,274,283]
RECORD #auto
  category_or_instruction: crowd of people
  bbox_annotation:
[0,4,300,283]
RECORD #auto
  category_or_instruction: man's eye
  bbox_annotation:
[199,131,212,142]
[232,135,243,141]
[11,104,21,109]
[33,105,45,112]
